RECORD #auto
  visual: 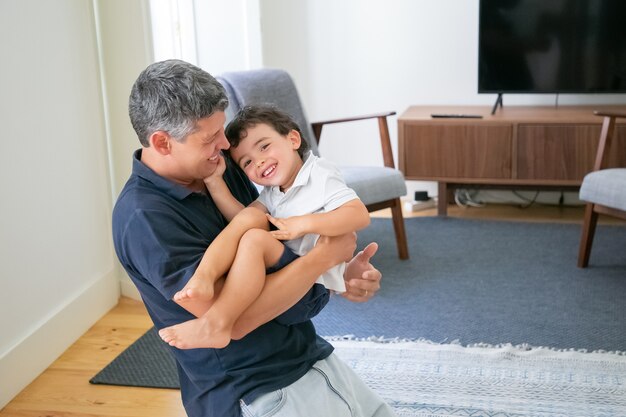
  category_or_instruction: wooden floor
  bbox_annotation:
[374,201,623,224]
[1,298,185,417]
[1,203,622,417]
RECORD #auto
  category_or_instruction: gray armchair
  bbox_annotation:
[217,69,409,259]
[577,110,626,267]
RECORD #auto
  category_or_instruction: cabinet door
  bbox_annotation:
[517,125,626,181]
[400,124,512,179]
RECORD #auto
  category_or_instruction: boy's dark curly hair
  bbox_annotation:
[225,105,310,158]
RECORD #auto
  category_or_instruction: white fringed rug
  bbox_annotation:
[331,339,626,417]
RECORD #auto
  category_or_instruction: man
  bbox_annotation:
[112,59,394,417]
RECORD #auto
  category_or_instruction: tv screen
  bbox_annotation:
[478,0,626,93]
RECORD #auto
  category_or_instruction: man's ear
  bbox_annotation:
[288,129,302,150]
[149,131,172,155]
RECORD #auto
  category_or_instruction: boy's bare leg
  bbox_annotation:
[173,207,268,303]
[160,229,286,349]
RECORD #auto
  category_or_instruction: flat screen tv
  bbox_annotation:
[478,0,626,94]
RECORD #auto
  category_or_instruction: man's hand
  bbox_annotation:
[342,242,381,303]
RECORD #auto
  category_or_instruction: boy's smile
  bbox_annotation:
[260,163,277,179]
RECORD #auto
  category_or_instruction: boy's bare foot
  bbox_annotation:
[173,274,215,303]
[158,315,232,349]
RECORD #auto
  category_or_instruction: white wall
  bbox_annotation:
[0,0,152,408]
[259,0,626,202]
[194,0,263,74]
[97,0,154,198]
[96,0,154,300]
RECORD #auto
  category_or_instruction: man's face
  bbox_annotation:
[168,112,229,183]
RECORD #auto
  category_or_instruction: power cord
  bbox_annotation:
[512,190,540,209]
[454,189,485,208]
[456,189,572,209]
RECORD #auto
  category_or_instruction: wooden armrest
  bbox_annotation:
[310,111,397,169]
[592,110,625,171]
[311,111,396,127]
[594,110,626,119]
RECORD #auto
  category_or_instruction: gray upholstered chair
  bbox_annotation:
[217,69,409,259]
[577,110,626,267]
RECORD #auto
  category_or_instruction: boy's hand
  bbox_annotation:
[203,153,227,189]
[267,214,309,240]
[342,242,381,303]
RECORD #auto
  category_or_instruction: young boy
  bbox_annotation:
[158,105,370,349]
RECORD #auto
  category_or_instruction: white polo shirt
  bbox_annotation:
[257,151,359,293]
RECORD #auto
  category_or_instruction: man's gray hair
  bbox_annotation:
[129,59,229,147]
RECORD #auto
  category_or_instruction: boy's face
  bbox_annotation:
[229,123,303,190]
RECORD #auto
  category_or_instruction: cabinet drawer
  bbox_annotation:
[401,124,512,179]
[517,125,626,181]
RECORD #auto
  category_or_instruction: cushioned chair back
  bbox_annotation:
[217,69,320,156]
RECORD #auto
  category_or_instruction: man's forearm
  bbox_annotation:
[230,243,338,339]
[273,284,330,326]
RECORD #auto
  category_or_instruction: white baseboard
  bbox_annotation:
[120,274,142,301]
[0,269,120,409]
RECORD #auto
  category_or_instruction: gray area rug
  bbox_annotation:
[315,217,626,351]
[91,217,626,390]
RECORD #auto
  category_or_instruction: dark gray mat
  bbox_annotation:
[90,327,178,388]
[91,217,626,388]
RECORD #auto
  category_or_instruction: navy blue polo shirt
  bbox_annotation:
[112,150,333,417]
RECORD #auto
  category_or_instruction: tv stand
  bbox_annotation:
[398,105,626,216]
[491,93,503,115]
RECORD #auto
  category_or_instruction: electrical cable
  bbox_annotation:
[512,190,540,208]
[454,189,485,208]
[457,189,578,210]
[454,190,466,208]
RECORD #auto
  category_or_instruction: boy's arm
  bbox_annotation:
[204,155,266,220]
[268,199,370,241]
[205,177,246,221]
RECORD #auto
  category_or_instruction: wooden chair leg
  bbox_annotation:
[390,198,409,260]
[578,203,599,268]
[437,182,448,216]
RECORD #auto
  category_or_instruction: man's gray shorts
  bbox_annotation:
[240,352,396,417]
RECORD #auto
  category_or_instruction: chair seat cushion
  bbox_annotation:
[340,166,407,206]
[579,168,626,210]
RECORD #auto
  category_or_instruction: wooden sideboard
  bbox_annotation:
[398,105,626,215]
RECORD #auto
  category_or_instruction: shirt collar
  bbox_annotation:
[292,150,316,188]
[132,149,194,200]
